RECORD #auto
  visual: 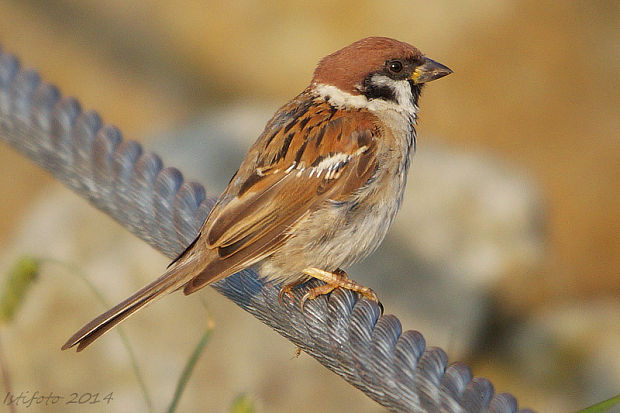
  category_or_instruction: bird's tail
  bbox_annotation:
[61,258,200,352]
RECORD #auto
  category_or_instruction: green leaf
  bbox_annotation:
[0,257,39,324]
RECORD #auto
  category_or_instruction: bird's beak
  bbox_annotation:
[411,57,453,84]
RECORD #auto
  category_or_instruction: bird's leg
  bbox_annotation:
[299,267,380,311]
[278,278,308,305]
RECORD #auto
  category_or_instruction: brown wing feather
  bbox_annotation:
[183,96,380,293]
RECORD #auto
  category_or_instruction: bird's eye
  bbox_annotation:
[388,60,403,73]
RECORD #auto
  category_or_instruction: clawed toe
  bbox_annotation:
[300,283,337,312]
[278,279,307,306]
[278,288,293,305]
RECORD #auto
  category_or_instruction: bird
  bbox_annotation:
[62,37,452,352]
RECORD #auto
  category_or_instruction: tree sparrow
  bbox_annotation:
[63,37,452,351]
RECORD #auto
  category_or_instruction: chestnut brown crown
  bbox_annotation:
[312,37,423,94]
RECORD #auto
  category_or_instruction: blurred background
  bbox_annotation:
[0,1,618,412]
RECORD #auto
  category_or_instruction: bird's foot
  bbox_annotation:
[299,267,382,313]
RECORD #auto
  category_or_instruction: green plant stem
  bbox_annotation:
[577,394,620,413]
[41,257,154,413]
[166,325,213,413]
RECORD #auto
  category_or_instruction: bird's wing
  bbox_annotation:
[182,99,379,294]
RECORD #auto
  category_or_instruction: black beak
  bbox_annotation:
[411,57,453,84]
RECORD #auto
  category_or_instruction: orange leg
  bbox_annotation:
[299,267,380,312]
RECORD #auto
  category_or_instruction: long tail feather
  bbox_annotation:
[62,262,195,352]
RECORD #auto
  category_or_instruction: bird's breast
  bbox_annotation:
[296,120,414,269]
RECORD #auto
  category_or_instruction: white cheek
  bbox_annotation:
[368,75,418,115]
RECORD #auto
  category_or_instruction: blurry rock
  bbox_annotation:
[508,299,620,410]
[396,145,545,288]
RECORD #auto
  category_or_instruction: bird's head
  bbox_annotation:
[312,37,452,113]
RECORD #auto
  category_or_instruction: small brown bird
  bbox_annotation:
[62,37,451,351]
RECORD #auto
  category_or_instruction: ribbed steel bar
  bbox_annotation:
[0,45,533,413]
